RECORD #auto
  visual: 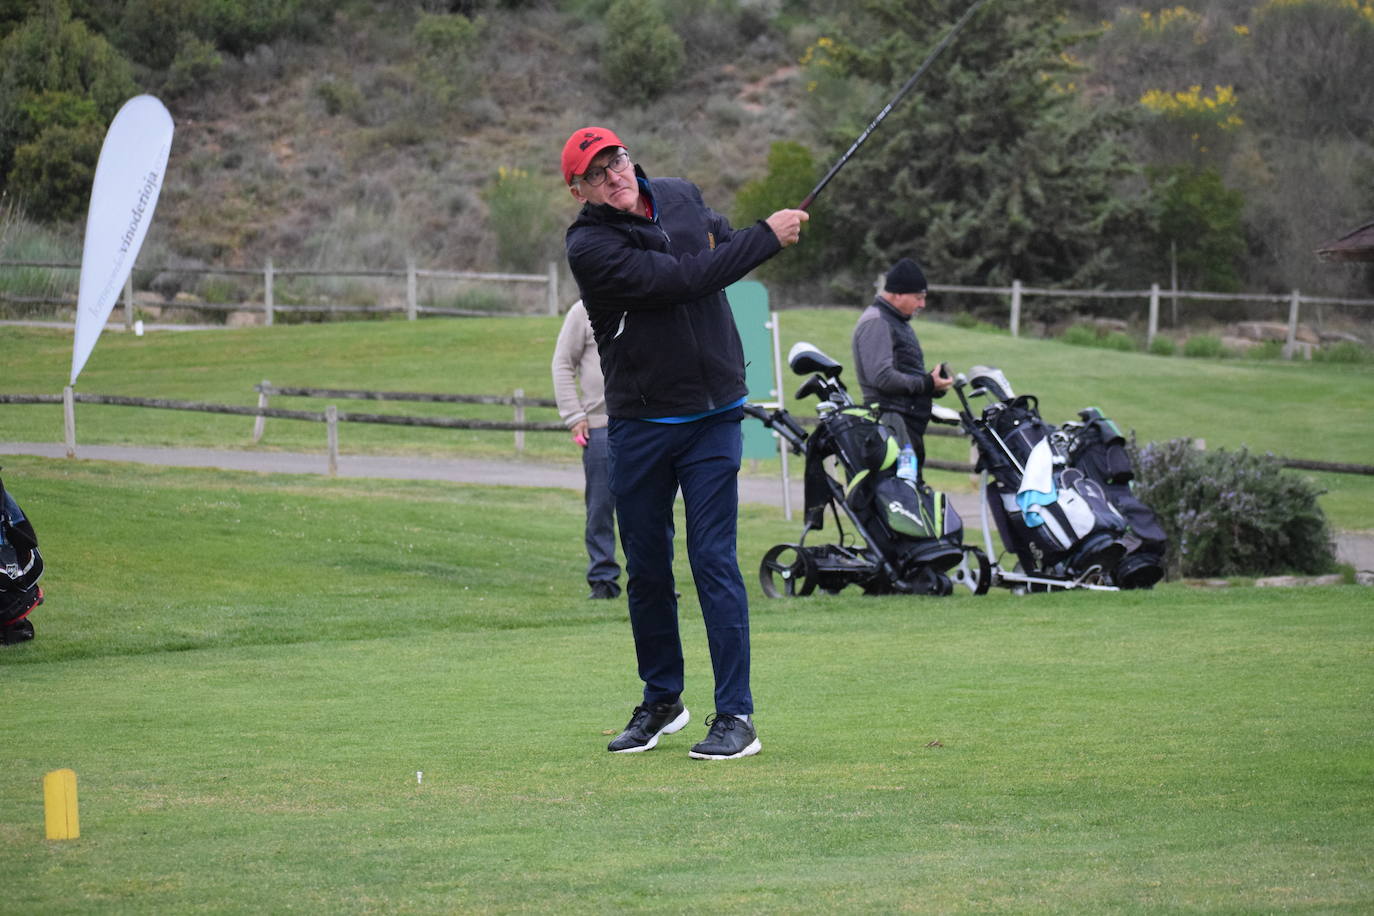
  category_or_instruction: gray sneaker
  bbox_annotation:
[688,713,761,760]
[607,700,690,753]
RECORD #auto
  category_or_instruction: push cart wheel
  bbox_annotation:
[759,544,817,598]
[951,546,992,595]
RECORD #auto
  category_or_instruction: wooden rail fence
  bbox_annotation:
[4,390,1371,480]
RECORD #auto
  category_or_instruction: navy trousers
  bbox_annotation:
[582,426,620,588]
[607,407,753,716]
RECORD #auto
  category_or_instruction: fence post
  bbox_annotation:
[1009,279,1022,338]
[1147,283,1160,349]
[264,258,275,327]
[123,274,134,330]
[1283,288,1300,360]
[546,262,559,316]
[513,388,525,454]
[406,257,418,321]
[326,405,338,476]
[63,386,76,459]
[252,380,270,444]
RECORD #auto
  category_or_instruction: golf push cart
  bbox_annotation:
[949,366,1167,593]
[744,342,993,599]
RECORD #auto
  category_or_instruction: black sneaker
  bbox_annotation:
[607,699,689,753]
[587,581,620,600]
[688,713,761,760]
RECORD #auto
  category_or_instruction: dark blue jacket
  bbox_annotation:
[565,167,782,419]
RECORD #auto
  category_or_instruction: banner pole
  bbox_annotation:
[63,386,76,459]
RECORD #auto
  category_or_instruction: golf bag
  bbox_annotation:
[1,473,44,644]
[745,343,990,598]
[954,367,1129,590]
[1062,408,1167,589]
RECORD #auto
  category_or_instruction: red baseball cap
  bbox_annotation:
[561,126,625,185]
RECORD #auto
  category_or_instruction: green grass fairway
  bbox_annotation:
[2,457,1371,912]
[3,314,1372,532]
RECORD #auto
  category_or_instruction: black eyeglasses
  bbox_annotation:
[577,151,631,187]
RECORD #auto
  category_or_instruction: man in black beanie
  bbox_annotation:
[851,257,953,478]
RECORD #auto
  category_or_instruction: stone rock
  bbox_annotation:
[226,310,263,328]
[1254,573,1345,587]
[1220,335,1261,352]
[1234,321,1288,342]
[1231,321,1320,344]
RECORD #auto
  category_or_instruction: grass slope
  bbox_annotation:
[2,314,1371,530]
[1,457,1370,912]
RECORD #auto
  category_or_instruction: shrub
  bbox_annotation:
[9,121,104,222]
[315,76,364,120]
[481,166,561,273]
[1314,340,1371,364]
[600,0,684,104]
[163,32,224,97]
[1148,335,1177,356]
[413,11,483,109]
[1182,334,1223,358]
[1059,324,1098,347]
[0,5,136,211]
[1102,330,1138,352]
[1132,438,1335,578]
[732,141,828,285]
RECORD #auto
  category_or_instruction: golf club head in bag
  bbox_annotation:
[1,475,43,643]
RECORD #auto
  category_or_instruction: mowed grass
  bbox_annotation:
[2,456,1372,912]
[1,313,1370,530]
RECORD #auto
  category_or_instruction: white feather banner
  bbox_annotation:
[70,95,174,386]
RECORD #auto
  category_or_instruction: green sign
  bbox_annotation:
[726,280,778,460]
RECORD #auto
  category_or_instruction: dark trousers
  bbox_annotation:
[581,426,620,587]
[607,408,753,716]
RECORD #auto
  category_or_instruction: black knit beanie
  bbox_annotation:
[884,257,928,294]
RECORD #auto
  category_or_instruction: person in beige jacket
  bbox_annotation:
[551,299,621,599]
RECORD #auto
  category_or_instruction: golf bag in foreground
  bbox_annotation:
[952,366,1165,592]
[1,473,44,644]
[744,343,991,598]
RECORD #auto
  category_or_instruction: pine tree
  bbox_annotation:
[808,0,1146,295]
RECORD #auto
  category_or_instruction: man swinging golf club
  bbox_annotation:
[561,126,806,759]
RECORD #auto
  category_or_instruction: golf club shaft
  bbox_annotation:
[798,0,991,211]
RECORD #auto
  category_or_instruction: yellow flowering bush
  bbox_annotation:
[1139,84,1243,130]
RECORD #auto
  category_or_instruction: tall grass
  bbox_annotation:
[0,204,81,314]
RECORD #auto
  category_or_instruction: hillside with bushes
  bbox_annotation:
[2,0,1372,312]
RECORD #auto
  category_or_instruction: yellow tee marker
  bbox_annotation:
[43,769,80,840]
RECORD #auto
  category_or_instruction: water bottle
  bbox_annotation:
[896,444,918,487]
